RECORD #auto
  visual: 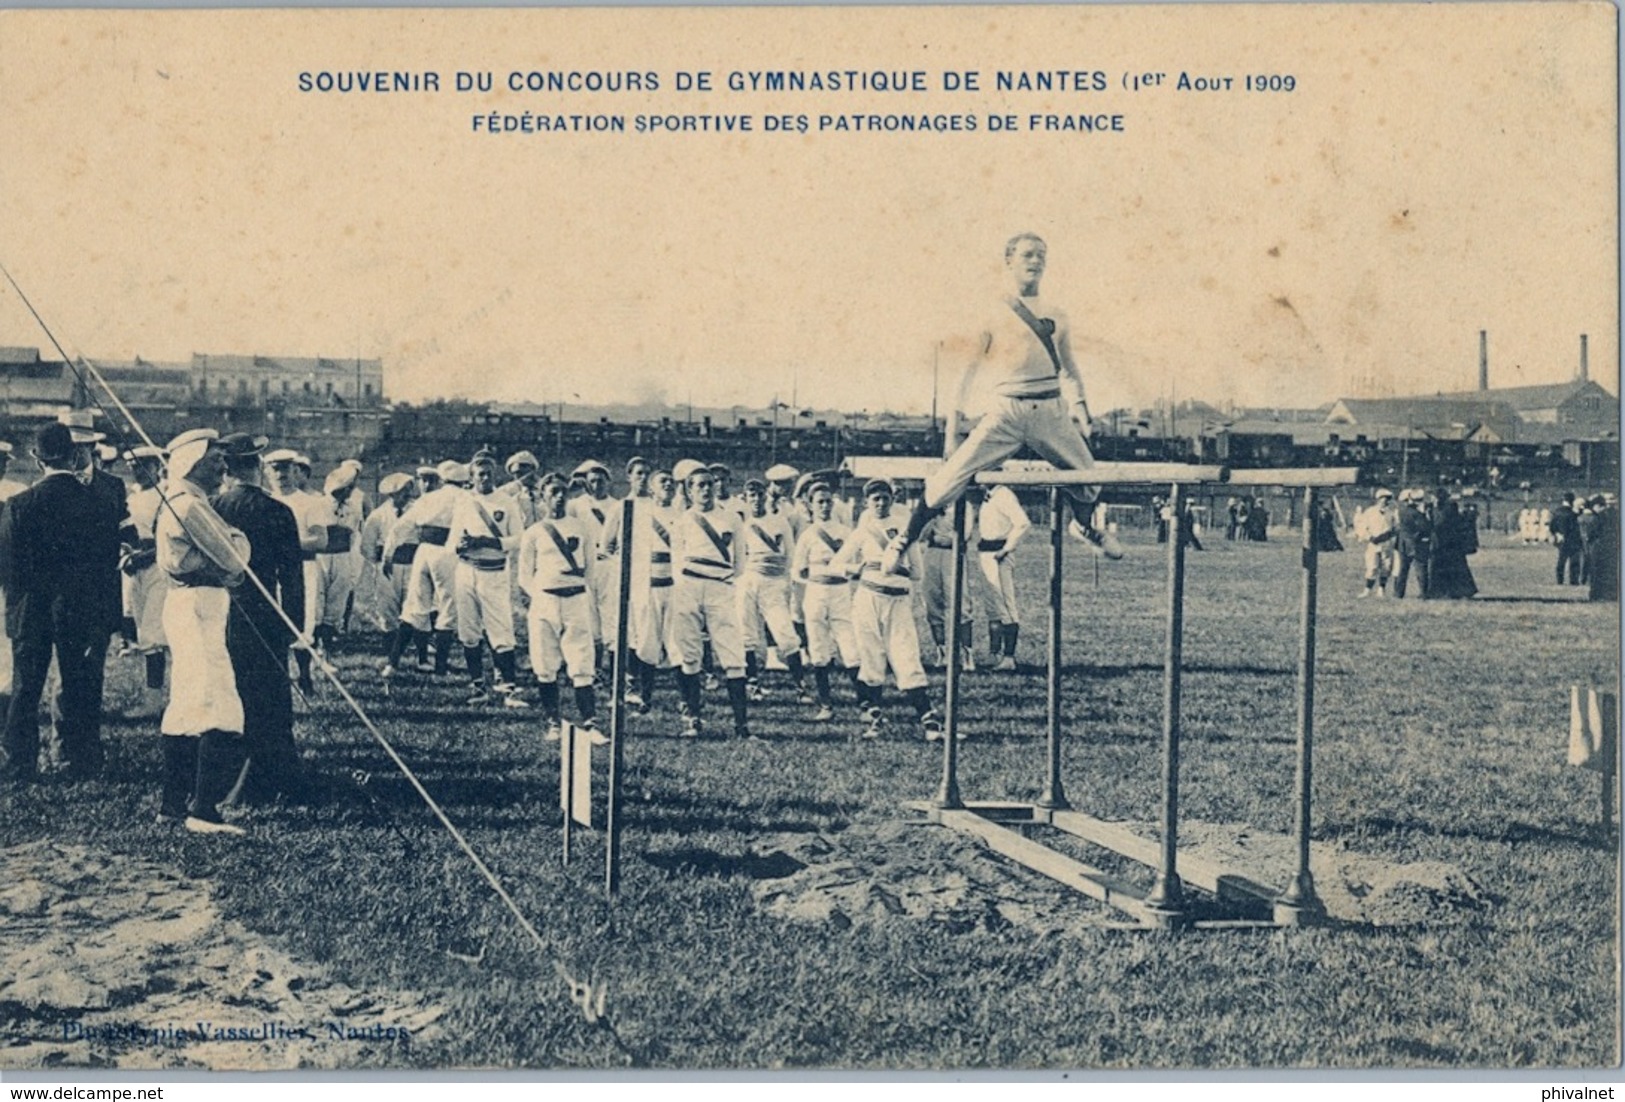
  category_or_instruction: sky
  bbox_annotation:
[0,4,1615,417]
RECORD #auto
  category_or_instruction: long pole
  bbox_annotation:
[1146,480,1187,924]
[1038,486,1069,809]
[606,498,635,895]
[1276,485,1325,924]
[935,496,968,809]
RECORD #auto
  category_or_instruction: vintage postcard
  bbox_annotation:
[0,2,1618,1080]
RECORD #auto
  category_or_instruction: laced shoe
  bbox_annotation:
[1068,520,1125,560]
[813,703,834,723]
[860,706,883,740]
[922,709,946,742]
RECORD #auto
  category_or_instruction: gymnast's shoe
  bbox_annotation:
[921,709,945,742]
[184,814,246,837]
[1068,520,1125,560]
[860,706,884,740]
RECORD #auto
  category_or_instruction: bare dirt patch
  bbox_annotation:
[0,841,443,1070]
[750,819,1489,932]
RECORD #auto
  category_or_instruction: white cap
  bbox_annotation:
[165,428,220,483]
[672,458,706,482]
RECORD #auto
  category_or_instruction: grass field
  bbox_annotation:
[2,532,1619,1070]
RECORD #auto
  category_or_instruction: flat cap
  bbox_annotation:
[378,473,413,496]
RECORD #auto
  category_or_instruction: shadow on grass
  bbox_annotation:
[1319,815,1616,852]
[1471,595,1593,606]
[641,847,807,880]
[630,790,849,836]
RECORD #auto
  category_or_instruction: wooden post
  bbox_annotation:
[1038,486,1069,809]
[605,498,634,895]
[1146,482,1188,924]
[1276,485,1326,925]
[936,497,968,809]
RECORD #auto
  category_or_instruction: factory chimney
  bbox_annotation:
[1478,330,1488,392]
[1579,334,1589,382]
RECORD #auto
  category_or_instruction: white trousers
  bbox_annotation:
[736,572,798,654]
[851,585,927,692]
[401,544,458,634]
[803,581,858,668]
[671,576,744,676]
[528,591,596,686]
[454,562,516,650]
[925,396,1097,512]
[161,587,242,736]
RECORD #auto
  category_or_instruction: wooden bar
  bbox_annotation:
[976,463,1227,487]
[1039,486,1069,809]
[1222,467,1361,487]
[935,809,1162,926]
[935,497,968,809]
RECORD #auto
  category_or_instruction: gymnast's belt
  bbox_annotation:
[806,574,848,586]
[681,567,733,583]
[458,557,508,572]
[390,544,418,565]
[997,383,1062,401]
[418,525,451,546]
[860,578,910,598]
[541,584,587,598]
[977,538,1008,553]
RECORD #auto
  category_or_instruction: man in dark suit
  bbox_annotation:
[1551,492,1584,586]
[211,433,307,804]
[1391,489,1433,599]
[0,422,122,783]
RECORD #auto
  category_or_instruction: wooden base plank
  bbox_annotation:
[1048,809,1281,906]
[935,808,1160,925]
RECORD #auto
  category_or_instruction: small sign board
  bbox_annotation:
[560,722,597,830]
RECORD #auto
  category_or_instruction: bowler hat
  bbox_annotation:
[34,422,76,465]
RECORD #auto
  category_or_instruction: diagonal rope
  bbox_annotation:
[0,261,636,1057]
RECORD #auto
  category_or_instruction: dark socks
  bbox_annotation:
[493,648,518,686]
[725,676,748,729]
[433,629,454,674]
[192,730,243,823]
[677,671,703,717]
[813,664,832,705]
[538,680,560,722]
[574,683,598,725]
[464,645,484,683]
[160,737,198,818]
[904,686,932,719]
[387,623,414,668]
[145,651,166,691]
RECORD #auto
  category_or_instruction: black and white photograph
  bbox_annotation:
[0,2,1618,1081]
